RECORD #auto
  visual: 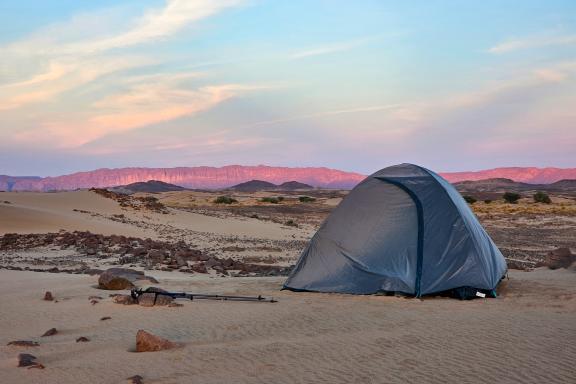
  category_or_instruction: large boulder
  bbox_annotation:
[546,248,575,269]
[98,268,154,290]
[135,330,178,352]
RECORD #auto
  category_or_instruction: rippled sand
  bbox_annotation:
[1,268,575,384]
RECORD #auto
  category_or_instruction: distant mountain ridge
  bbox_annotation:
[0,165,574,191]
[440,167,576,184]
[0,165,363,191]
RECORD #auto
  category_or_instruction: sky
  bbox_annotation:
[0,0,575,176]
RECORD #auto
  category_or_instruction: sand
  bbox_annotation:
[0,269,575,384]
[1,190,575,383]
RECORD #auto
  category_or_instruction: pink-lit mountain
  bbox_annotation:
[440,167,576,184]
[1,165,574,191]
[0,166,365,191]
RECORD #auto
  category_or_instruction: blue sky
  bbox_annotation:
[0,0,575,176]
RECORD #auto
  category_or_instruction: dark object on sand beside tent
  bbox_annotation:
[284,163,507,299]
[131,287,277,303]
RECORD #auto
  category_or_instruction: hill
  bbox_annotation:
[228,180,278,192]
[113,180,187,194]
[278,181,314,190]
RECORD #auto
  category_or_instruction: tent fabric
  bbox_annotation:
[284,163,507,297]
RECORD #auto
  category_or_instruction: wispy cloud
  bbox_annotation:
[0,0,245,110]
[5,0,245,56]
[0,57,151,111]
[488,34,576,53]
[289,37,374,59]
[247,104,404,127]
[0,0,261,147]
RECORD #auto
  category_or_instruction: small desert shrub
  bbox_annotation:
[277,196,285,202]
[503,192,521,204]
[299,196,316,203]
[285,219,298,227]
[261,197,280,204]
[214,196,238,204]
[533,191,551,204]
[463,195,477,204]
[484,199,492,204]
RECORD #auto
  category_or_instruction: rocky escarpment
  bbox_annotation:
[0,165,365,191]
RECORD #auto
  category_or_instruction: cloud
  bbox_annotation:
[0,57,151,111]
[5,0,245,56]
[247,104,405,127]
[0,0,261,147]
[0,0,245,110]
[289,37,374,59]
[9,77,268,147]
[488,34,576,53]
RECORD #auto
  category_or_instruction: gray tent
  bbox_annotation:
[284,163,507,298]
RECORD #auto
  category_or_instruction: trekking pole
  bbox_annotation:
[131,288,277,303]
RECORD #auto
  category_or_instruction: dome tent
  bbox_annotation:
[284,163,507,298]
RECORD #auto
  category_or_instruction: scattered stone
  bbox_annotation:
[190,263,208,274]
[168,302,183,308]
[88,295,103,300]
[98,268,140,290]
[113,294,137,305]
[100,316,112,321]
[7,340,39,347]
[90,299,99,305]
[127,374,144,384]
[136,292,174,307]
[43,291,54,301]
[546,247,576,269]
[41,328,57,337]
[17,353,44,369]
[135,330,178,352]
[76,337,90,342]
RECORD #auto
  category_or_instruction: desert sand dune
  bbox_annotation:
[0,191,305,241]
[0,269,575,384]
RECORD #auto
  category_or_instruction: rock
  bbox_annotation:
[43,291,54,301]
[90,299,99,305]
[76,337,90,342]
[98,268,145,290]
[113,294,137,305]
[137,293,156,307]
[154,294,174,306]
[41,328,57,337]
[546,248,575,269]
[137,291,174,307]
[127,375,144,384]
[222,258,234,269]
[135,330,178,352]
[190,263,208,274]
[17,353,44,369]
[168,302,184,308]
[89,295,104,300]
[147,250,165,263]
[7,340,39,347]
[100,316,112,321]
[204,257,222,269]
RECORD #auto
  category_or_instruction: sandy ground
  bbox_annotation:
[0,191,309,263]
[1,189,575,383]
[0,269,575,384]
